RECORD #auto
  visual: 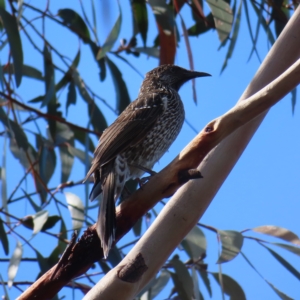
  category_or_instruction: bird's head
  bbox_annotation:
[145,64,211,91]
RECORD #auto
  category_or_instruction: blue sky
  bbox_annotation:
[0,1,299,299]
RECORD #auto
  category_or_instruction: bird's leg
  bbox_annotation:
[130,163,157,188]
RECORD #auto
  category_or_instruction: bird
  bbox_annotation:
[85,64,210,258]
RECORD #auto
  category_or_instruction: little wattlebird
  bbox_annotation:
[85,64,211,258]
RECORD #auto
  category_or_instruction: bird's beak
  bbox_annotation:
[186,71,211,79]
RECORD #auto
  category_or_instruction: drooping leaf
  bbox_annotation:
[181,226,206,261]
[89,41,106,81]
[72,69,107,132]
[55,50,80,93]
[271,0,289,37]
[42,215,61,231]
[131,0,148,46]
[42,44,55,108]
[8,241,23,287]
[253,225,300,245]
[58,8,91,43]
[59,146,74,183]
[272,242,300,256]
[87,103,106,134]
[291,88,296,114]
[0,8,23,87]
[0,217,8,255]
[2,64,43,81]
[220,0,242,73]
[66,80,77,114]
[32,210,49,235]
[206,0,233,42]
[250,0,275,45]
[67,145,93,166]
[35,249,50,277]
[98,260,111,274]
[198,270,212,297]
[65,192,84,231]
[0,107,29,150]
[170,255,194,300]
[191,266,201,300]
[242,0,261,62]
[266,280,294,300]
[106,57,131,114]
[141,269,171,299]
[47,219,68,267]
[96,6,122,60]
[212,272,246,300]
[107,246,123,267]
[9,139,37,170]
[187,13,215,36]
[260,243,300,280]
[73,128,95,153]
[148,0,176,64]
[133,47,159,58]
[217,230,243,263]
[39,142,56,184]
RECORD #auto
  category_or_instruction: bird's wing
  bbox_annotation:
[86,91,167,179]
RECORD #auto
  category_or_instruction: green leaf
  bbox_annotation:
[98,260,111,274]
[206,0,233,42]
[250,0,275,45]
[170,255,194,300]
[181,226,206,261]
[89,42,106,81]
[291,88,296,114]
[67,145,93,166]
[260,243,300,280]
[0,8,23,87]
[59,146,74,183]
[32,210,49,235]
[217,230,244,263]
[220,0,242,73]
[106,57,131,114]
[187,13,215,36]
[133,47,159,58]
[56,50,81,93]
[88,102,107,133]
[39,142,56,184]
[212,272,246,300]
[58,8,91,43]
[141,269,171,299]
[0,217,8,255]
[2,64,43,81]
[198,270,212,297]
[42,215,61,231]
[272,242,300,256]
[72,69,107,131]
[266,280,294,300]
[65,192,84,231]
[42,44,56,108]
[9,139,37,170]
[66,80,77,114]
[35,249,50,276]
[0,107,28,150]
[133,217,142,237]
[131,0,148,46]
[148,0,175,35]
[73,128,95,152]
[253,225,300,245]
[107,246,123,267]
[96,6,122,60]
[8,241,23,287]
[191,266,201,300]
[242,0,261,62]
[9,120,29,151]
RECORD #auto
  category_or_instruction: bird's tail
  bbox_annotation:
[96,162,117,258]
